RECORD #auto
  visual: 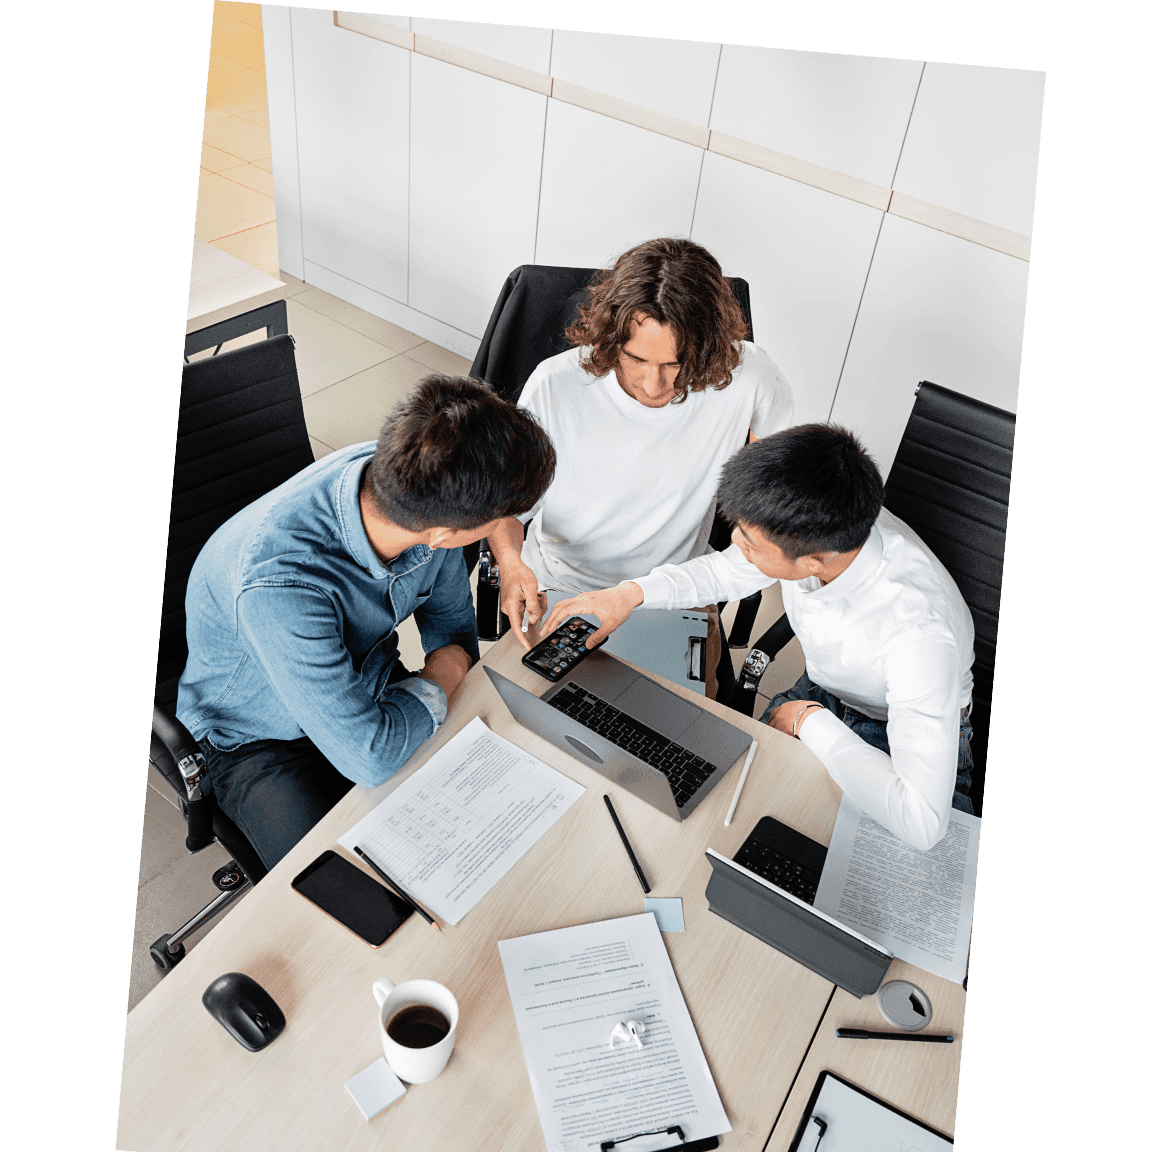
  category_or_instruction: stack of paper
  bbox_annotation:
[499,913,730,1151]
[339,717,585,926]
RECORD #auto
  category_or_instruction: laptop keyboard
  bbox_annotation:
[547,682,719,808]
[733,839,820,904]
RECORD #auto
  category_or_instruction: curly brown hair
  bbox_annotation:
[564,238,748,403]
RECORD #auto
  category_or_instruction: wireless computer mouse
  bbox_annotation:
[202,972,286,1051]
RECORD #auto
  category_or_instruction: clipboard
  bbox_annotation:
[601,1125,720,1152]
[788,1071,953,1151]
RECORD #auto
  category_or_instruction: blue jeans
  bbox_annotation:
[201,661,413,871]
[200,735,353,872]
[764,672,975,815]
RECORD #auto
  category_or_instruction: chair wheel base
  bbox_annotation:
[150,935,186,973]
[212,861,246,892]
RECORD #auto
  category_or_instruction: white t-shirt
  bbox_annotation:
[516,342,794,593]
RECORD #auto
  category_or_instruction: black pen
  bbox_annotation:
[603,794,651,894]
[836,1028,953,1043]
[354,845,442,932]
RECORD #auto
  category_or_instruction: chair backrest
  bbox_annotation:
[882,381,1016,818]
[155,335,316,710]
[468,264,754,404]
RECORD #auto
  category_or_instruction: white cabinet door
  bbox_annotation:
[691,151,884,426]
[408,53,547,339]
[831,213,1031,478]
[350,12,410,31]
[893,62,1046,237]
[534,100,704,270]
[550,29,721,126]
[709,45,924,189]
[263,5,302,277]
[292,7,410,301]
[410,16,552,72]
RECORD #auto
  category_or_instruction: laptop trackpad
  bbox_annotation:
[615,678,700,740]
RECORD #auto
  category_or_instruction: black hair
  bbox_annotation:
[717,425,884,561]
[365,375,557,531]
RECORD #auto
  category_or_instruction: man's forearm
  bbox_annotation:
[486,516,525,565]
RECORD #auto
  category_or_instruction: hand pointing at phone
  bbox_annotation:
[539,582,646,647]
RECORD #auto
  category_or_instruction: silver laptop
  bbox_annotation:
[484,648,752,821]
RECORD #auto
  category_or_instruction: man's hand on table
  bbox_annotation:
[539,582,645,648]
[418,643,473,710]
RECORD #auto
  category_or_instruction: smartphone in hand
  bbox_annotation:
[521,616,600,682]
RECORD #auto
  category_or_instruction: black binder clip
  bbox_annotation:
[601,1126,686,1152]
[601,1125,719,1152]
[796,1115,827,1152]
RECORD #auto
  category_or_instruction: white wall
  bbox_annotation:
[262,8,1041,469]
[829,214,1032,473]
[408,54,547,340]
[410,16,551,71]
[262,6,302,277]
[709,45,923,187]
[691,152,884,427]
[291,7,410,302]
[535,101,703,268]
[893,62,1045,236]
[549,30,720,125]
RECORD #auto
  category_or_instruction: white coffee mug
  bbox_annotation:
[372,977,459,1084]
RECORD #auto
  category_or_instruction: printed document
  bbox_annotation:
[338,716,584,926]
[499,913,730,1152]
[813,798,980,984]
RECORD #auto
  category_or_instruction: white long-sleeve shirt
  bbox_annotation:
[634,508,975,850]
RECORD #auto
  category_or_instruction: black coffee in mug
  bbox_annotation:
[387,1004,450,1048]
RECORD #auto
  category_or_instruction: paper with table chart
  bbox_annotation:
[338,716,584,926]
[498,913,730,1152]
[792,1071,952,1151]
[813,798,980,984]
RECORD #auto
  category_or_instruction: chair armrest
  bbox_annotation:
[475,538,509,641]
[151,701,216,852]
[730,614,797,716]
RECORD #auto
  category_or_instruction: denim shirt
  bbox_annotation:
[176,442,480,789]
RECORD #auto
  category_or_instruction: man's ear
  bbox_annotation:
[798,553,831,578]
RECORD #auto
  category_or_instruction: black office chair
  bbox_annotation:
[148,334,317,972]
[731,381,1015,818]
[466,263,764,656]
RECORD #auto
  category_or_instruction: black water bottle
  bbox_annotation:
[475,540,509,641]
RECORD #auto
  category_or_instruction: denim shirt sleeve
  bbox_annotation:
[392,676,448,728]
[234,583,439,789]
[414,547,482,665]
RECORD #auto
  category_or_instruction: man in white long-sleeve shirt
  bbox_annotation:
[541,425,975,852]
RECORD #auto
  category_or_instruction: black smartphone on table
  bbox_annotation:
[291,850,413,947]
[522,616,600,681]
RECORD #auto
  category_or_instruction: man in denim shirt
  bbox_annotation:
[178,375,557,869]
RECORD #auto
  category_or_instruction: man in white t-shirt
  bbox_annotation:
[485,238,794,673]
[541,425,975,852]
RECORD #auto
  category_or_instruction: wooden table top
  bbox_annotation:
[186,238,287,335]
[118,633,964,1151]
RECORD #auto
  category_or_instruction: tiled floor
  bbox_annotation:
[128,1,805,1012]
